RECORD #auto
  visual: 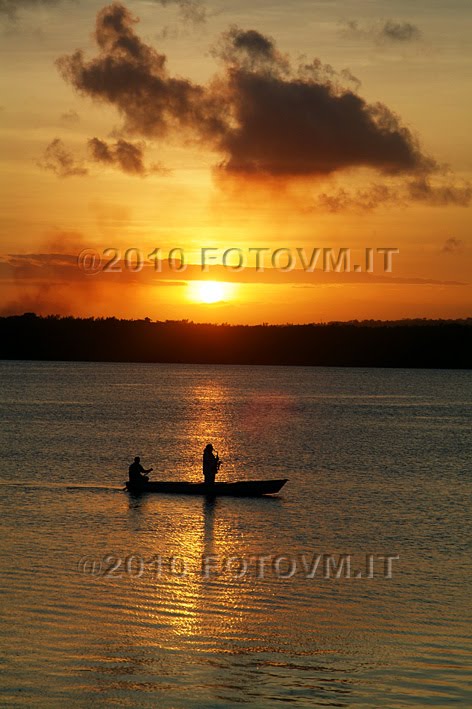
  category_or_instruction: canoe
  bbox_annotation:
[125,479,288,497]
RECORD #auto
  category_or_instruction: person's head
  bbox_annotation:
[205,444,213,452]
[134,456,140,463]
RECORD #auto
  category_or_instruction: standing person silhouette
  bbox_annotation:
[203,444,220,486]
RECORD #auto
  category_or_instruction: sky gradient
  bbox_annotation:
[1,0,471,323]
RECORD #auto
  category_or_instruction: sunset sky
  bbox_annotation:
[1,0,471,323]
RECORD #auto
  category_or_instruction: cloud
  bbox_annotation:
[339,68,361,91]
[0,249,184,317]
[315,183,403,213]
[43,229,89,253]
[315,174,472,212]
[441,238,465,254]
[38,138,88,177]
[0,284,71,316]
[341,19,422,44]
[407,176,472,206]
[153,0,206,26]
[0,250,83,316]
[381,21,421,43]
[211,26,290,74]
[38,135,166,179]
[1,251,466,290]
[57,4,439,182]
[57,4,224,143]
[218,74,431,177]
[88,137,166,175]
[0,0,63,21]
[60,109,80,124]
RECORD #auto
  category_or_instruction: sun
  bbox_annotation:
[188,281,235,304]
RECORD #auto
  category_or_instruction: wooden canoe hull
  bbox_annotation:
[125,479,288,497]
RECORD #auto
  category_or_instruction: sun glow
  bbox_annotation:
[188,281,235,304]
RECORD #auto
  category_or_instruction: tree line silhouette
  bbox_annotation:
[0,314,470,368]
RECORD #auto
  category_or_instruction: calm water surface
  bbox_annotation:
[0,362,470,707]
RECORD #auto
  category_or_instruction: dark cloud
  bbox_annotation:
[89,137,115,164]
[339,68,361,91]
[315,183,402,213]
[218,74,433,176]
[38,138,88,177]
[441,238,465,254]
[339,21,369,41]
[211,26,289,74]
[231,28,273,57]
[407,176,472,206]
[56,4,225,143]
[153,0,206,26]
[341,19,422,44]
[57,4,438,182]
[382,21,421,43]
[38,135,165,179]
[297,58,360,90]
[316,175,472,212]
[88,137,165,175]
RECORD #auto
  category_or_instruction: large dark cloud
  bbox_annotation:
[217,67,432,176]
[57,3,437,182]
[56,4,225,143]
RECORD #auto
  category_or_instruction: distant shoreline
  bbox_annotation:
[1,314,471,369]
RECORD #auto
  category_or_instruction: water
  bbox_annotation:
[0,361,470,707]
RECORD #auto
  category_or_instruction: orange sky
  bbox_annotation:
[0,0,471,323]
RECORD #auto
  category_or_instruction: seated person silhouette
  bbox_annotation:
[128,456,153,485]
[203,444,220,485]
